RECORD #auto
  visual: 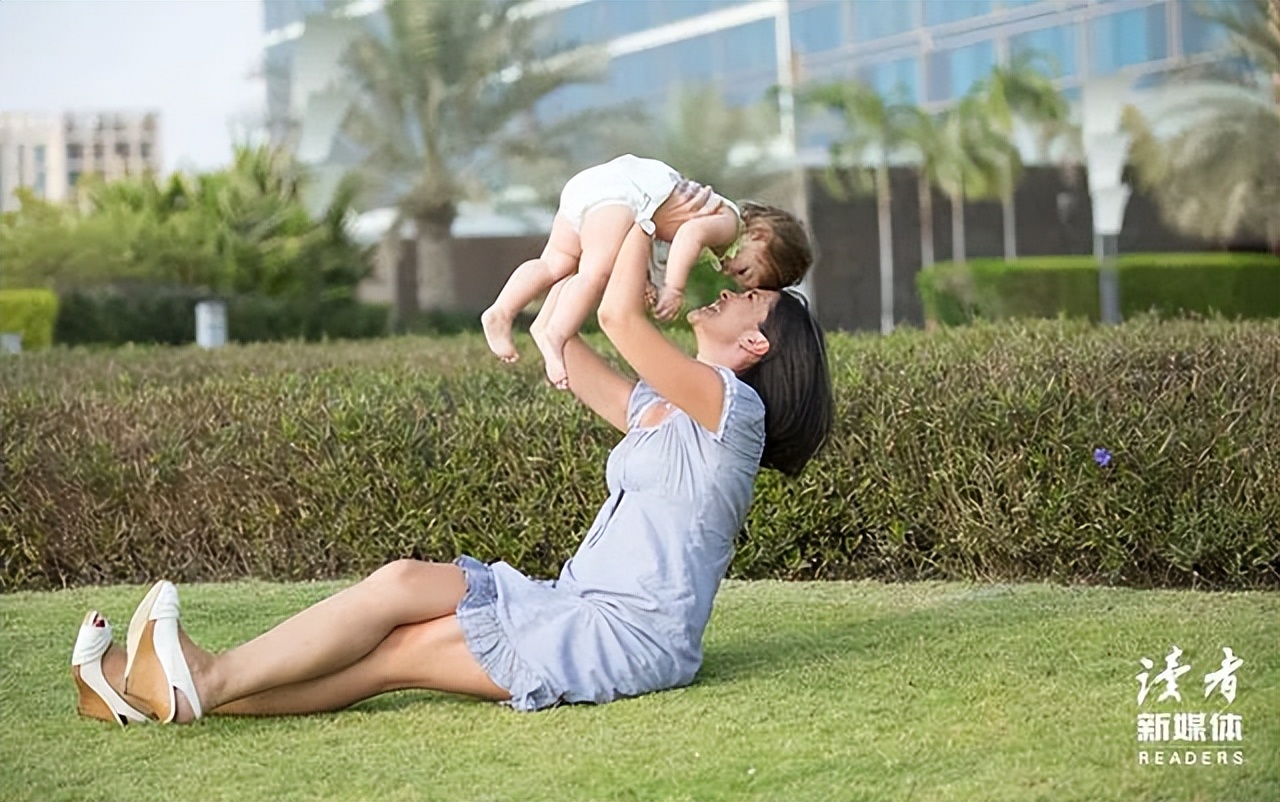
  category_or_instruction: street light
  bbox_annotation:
[1082,76,1133,326]
[773,0,815,309]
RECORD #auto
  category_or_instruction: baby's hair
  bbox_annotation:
[739,202,813,289]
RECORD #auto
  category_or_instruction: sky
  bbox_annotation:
[0,0,265,173]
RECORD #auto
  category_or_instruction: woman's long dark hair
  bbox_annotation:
[739,289,833,476]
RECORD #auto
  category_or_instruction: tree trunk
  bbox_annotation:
[951,189,967,265]
[1002,188,1018,261]
[413,212,457,313]
[388,230,417,329]
[918,168,934,268]
[876,162,895,335]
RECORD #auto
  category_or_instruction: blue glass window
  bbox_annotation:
[265,40,296,131]
[1010,23,1078,77]
[655,0,727,25]
[551,1,606,48]
[853,0,915,42]
[720,19,777,74]
[926,40,995,102]
[860,56,920,103]
[1001,0,1044,7]
[536,83,606,122]
[608,51,652,103]
[364,9,392,43]
[1181,0,1230,55]
[605,0,656,39]
[924,0,992,27]
[666,34,718,82]
[792,2,845,54]
[1090,4,1168,75]
[721,74,773,108]
[263,0,328,34]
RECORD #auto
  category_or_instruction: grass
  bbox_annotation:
[1,579,1276,802]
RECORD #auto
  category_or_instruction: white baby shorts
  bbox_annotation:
[558,155,681,236]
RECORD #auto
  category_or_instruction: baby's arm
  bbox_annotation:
[654,208,739,320]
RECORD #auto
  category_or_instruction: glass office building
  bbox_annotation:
[262,0,1230,156]
[530,0,1229,152]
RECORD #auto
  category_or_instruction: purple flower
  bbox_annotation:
[1093,447,1113,468]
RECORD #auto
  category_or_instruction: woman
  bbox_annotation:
[70,186,834,724]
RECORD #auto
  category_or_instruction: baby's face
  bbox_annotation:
[723,237,772,289]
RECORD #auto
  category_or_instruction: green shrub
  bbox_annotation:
[53,288,389,346]
[1,321,1276,591]
[918,252,1280,325]
[0,289,59,350]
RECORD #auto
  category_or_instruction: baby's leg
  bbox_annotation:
[534,205,636,388]
[482,215,581,362]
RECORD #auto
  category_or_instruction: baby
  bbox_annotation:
[481,154,811,388]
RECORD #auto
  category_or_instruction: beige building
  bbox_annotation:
[0,110,162,211]
[0,112,67,212]
[63,110,162,188]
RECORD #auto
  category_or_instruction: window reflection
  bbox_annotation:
[1090,4,1169,76]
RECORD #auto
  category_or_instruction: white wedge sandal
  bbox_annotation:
[124,580,203,723]
[71,610,150,726]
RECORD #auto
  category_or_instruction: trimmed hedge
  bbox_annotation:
[1,320,1277,591]
[0,289,59,350]
[918,252,1280,325]
[53,288,389,346]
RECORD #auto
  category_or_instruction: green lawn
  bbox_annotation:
[1,580,1276,802]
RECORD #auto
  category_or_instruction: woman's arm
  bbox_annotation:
[562,334,636,433]
[597,226,726,433]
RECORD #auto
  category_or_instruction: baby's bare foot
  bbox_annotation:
[532,328,568,390]
[481,306,519,363]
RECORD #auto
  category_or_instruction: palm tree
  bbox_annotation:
[931,93,1014,265]
[801,81,912,334]
[900,107,941,268]
[977,52,1070,260]
[579,85,783,203]
[1124,0,1279,245]
[339,0,597,316]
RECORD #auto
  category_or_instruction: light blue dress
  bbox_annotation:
[454,365,766,711]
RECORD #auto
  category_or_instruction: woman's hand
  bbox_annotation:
[651,180,722,241]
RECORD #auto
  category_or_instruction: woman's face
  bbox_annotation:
[688,288,779,347]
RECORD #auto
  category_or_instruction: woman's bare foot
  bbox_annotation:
[170,628,214,723]
[532,327,569,389]
[481,306,519,363]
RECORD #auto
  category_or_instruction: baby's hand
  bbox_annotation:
[654,286,685,321]
[645,281,659,309]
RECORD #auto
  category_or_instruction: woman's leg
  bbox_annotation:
[534,205,637,388]
[175,559,469,718]
[209,616,508,717]
[482,214,581,362]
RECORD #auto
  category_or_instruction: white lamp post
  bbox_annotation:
[773,0,815,309]
[1082,76,1133,326]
